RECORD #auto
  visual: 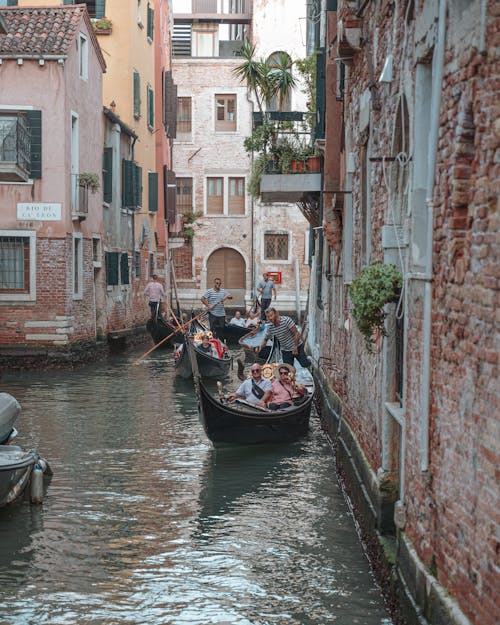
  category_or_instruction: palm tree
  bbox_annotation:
[233,41,296,113]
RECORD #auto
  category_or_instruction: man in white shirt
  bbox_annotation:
[229,310,246,327]
[228,364,272,408]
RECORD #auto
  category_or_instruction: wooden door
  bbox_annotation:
[206,248,246,306]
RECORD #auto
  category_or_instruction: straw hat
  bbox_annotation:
[277,363,295,376]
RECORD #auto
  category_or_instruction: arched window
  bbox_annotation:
[266,51,293,112]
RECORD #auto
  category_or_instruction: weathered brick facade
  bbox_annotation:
[309,1,499,624]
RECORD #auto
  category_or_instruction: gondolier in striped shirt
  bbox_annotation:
[257,307,311,368]
[201,278,232,339]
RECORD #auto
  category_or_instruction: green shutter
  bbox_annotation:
[134,164,142,208]
[147,86,154,129]
[147,5,154,40]
[105,252,119,286]
[26,110,42,179]
[103,147,113,203]
[120,253,130,285]
[133,70,141,118]
[122,159,134,207]
[63,1,74,5]
[95,0,106,19]
[148,172,158,212]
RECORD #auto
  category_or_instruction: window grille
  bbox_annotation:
[0,236,29,292]
[264,233,288,260]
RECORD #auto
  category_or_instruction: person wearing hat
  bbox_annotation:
[228,363,272,408]
[268,363,305,410]
[144,273,165,318]
[257,272,276,321]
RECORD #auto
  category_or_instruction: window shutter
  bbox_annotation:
[95,0,106,19]
[133,70,141,118]
[147,4,154,40]
[63,1,74,4]
[164,71,177,138]
[164,167,177,224]
[105,251,119,285]
[26,110,42,179]
[147,86,154,129]
[134,164,142,208]
[102,147,113,203]
[120,252,130,285]
[122,159,134,208]
[148,172,158,213]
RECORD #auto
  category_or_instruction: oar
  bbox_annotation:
[133,310,207,365]
[167,305,183,332]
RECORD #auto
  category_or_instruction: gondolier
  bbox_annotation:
[257,272,276,321]
[257,307,311,368]
[201,278,232,339]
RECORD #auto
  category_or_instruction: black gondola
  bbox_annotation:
[146,311,184,348]
[222,322,250,343]
[195,339,314,445]
[197,380,314,445]
[174,320,231,379]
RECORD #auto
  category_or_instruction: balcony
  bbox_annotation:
[0,114,31,182]
[249,113,322,204]
[174,0,251,24]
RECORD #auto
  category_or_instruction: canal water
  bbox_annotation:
[0,347,392,625]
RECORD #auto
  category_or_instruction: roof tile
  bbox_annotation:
[0,6,85,57]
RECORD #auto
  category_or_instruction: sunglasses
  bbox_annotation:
[279,370,289,375]
[251,368,261,373]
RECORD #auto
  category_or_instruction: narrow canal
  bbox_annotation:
[0,348,392,625]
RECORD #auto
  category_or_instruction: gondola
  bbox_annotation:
[238,325,272,362]
[146,310,184,348]
[195,341,315,445]
[174,320,231,379]
[222,322,250,343]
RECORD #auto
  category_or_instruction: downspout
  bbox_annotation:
[131,135,138,278]
[421,0,446,472]
[246,88,255,302]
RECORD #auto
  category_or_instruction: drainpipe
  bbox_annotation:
[421,0,446,472]
[246,88,255,302]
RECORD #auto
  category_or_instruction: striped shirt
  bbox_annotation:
[265,315,299,351]
[203,288,230,317]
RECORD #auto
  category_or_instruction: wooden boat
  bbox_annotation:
[195,343,315,445]
[174,324,231,379]
[146,310,184,348]
[238,325,272,362]
[0,393,52,507]
[197,380,314,445]
[222,322,250,343]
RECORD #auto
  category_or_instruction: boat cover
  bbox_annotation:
[0,393,20,444]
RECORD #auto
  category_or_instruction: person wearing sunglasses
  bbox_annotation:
[268,363,305,410]
[228,365,272,408]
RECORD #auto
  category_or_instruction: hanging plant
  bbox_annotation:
[348,262,403,353]
[181,210,204,240]
[78,172,100,193]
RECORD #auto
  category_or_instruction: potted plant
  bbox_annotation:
[93,17,112,34]
[348,262,403,352]
[78,172,100,193]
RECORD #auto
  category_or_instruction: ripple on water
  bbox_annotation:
[0,351,392,625]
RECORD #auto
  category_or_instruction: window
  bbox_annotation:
[147,85,154,130]
[92,236,101,267]
[148,172,158,212]
[0,113,30,180]
[73,234,83,299]
[206,177,223,214]
[264,233,289,260]
[137,0,143,26]
[71,113,79,212]
[0,235,30,294]
[0,1,18,7]
[149,252,154,278]
[177,97,191,135]
[266,51,292,112]
[63,1,105,18]
[134,251,141,279]
[228,177,244,215]
[105,251,119,286]
[193,29,216,57]
[176,177,193,211]
[120,253,130,285]
[79,33,88,80]
[122,159,142,209]
[133,70,141,119]
[147,2,154,40]
[102,147,113,203]
[215,95,236,131]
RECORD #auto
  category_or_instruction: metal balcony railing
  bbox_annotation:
[0,114,31,179]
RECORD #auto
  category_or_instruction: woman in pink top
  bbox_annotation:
[268,364,305,410]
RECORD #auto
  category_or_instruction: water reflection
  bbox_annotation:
[0,349,391,625]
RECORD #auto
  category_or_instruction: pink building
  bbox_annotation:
[0,6,106,365]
